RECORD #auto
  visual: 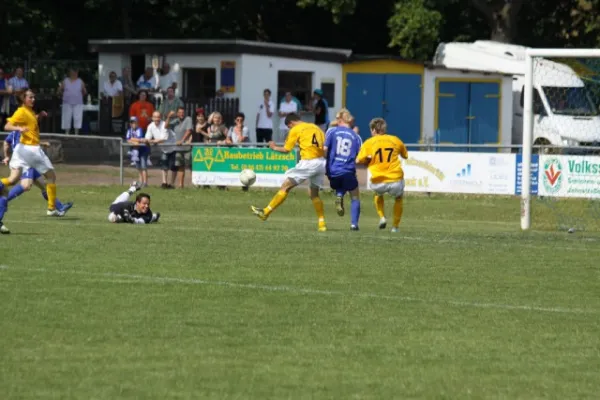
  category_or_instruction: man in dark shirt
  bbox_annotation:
[313,89,328,132]
[108,181,160,224]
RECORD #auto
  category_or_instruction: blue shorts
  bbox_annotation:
[329,172,358,194]
[135,153,149,169]
[21,168,42,181]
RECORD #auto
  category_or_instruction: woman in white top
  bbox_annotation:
[226,112,249,145]
[59,68,87,135]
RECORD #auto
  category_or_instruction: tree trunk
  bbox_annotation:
[120,0,131,38]
[469,0,524,43]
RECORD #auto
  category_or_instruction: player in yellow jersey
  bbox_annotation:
[251,113,327,231]
[356,117,408,232]
[2,89,62,217]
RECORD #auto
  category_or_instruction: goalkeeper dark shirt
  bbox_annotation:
[109,201,154,224]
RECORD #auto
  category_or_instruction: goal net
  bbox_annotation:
[521,49,600,232]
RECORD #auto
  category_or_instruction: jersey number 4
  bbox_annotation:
[312,134,320,147]
[375,148,394,163]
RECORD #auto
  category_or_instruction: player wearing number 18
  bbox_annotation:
[356,118,408,232]
[251,113,327,231]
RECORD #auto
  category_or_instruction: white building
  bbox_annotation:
[88,39,350,142]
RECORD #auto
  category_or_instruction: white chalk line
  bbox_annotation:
[0,265,595,315]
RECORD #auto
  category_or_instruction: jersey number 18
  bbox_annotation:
[335,137,352,156]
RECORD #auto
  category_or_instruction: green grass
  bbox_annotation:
[1,186,600,399]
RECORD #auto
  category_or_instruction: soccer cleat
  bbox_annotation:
[318,220,327,232]
[335,196,344,217]
[251,206,268,221]
[0,222,9,234]
[378,217,387,230]
[130,181,142,192]
[60,202,74,214]
[47,209,65,217]
[350,225,359,231]
[391,227,399,233]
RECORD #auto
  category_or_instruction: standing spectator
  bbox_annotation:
[0,67,10,128]
[256,88,274,143]
[126,116,149,187]
[129,90,155,132]
[278,92,298,142]
[103,71,123,97]
[59,68,86,135]
[119,67,137,101]
[137,67,158,92]
[171,107,193,189]
[158,87,183,119]
[145,110,176,189]
[312,88,329,132]
[207,112,228,143]
[193,108,208,143]
[7,66,29,116]
[160,63,178,95]
[226,112,249,145]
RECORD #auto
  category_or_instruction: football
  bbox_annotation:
[239,169,257,187]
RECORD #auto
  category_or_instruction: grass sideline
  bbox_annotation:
[1,186,600,399]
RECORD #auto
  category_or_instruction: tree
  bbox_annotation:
[468,0,524,43]
[388,0,442,60]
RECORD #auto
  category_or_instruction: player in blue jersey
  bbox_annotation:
[323,108,362,230]
[2,131,73,217]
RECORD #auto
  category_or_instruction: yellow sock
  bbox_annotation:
[393,197,404,227]
[374,195,385,218]
[264,190,288,216]
[311,197,325,221]
[46,183,57,210]
[1,178,11,187]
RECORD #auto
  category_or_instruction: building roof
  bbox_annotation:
[424,62,514,77]
[88,39,352,63]
[348,54,422,64]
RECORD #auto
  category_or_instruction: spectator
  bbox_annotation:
[226,112,249,145]
[59,68,87,135]
[193,108,208,143]
[8,66,29,116]
[160,63,177,95]
[129,90,155,132]
[0,67,10,128]
[207,112,228,143]
[126,116,149,187]
[119,67,137,101]
[137,67,158,92]
[103,71,123,97]
[256,88,274,143]
[159,87,183,119]
[312,88,329,132]
[171,106,194,189]
[278,92,298,142]
[145,110,176,189]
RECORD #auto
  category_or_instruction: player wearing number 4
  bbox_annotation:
[251,113,327,231]
[356,118,408,232]
[323,108,362,230]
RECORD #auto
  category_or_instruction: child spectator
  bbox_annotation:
[126,116,149,187]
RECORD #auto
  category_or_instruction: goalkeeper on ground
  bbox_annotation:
[107,181,160,224]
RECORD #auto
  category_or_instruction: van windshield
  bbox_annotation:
[543,86,599,116]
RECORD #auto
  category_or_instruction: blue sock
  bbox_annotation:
[41,191,63,209]
[7,184,25,201]
[0,196,7,221]
[350,199,360,227]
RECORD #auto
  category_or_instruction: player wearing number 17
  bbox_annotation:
[356,118,408,232]
[251,113,327,231]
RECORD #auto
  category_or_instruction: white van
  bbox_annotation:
[433,41,600,151]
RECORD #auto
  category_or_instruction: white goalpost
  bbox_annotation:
[521,48,600,231]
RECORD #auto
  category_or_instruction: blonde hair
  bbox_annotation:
[208,111,223,125]
[369,118,387,134]
[335,108,353,124]
[328,120,339,127]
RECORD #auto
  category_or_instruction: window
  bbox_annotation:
[277,71,312,110]
[321,82,335,107]
[520,86,546,115]
[183,68,217,99]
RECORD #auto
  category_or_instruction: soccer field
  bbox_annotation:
[1,185,599,399]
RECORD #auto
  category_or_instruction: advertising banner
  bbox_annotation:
[538,155,600,198]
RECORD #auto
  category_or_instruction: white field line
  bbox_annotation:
[0,265,595,315]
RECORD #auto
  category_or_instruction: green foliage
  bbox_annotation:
[387,0,442,60]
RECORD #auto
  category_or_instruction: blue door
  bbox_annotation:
[346,73,385,142]
[468,83,500,153]
[384,74,422,144]
[437,82,469,152]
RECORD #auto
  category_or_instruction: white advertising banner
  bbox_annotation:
[538,155,600,198]
[380,151,517,195]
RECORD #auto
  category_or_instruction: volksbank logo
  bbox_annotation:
[543,158,563,194]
